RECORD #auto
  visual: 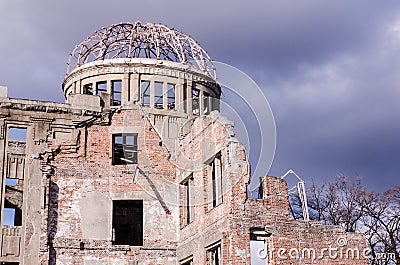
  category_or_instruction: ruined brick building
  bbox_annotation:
[0,22,368,264]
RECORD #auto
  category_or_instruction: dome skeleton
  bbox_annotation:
[67,22,216,79]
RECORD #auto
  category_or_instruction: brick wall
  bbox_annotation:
[42,107,178,264]
[176,112,368,265]
[0,100,368,264]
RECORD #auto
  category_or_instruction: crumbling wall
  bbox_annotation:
[45,105,178,264]
[0,96,368,265]
[0,97,104,264]
[176,111,249,264]
[226,176,369,265]
[176,111,368,265]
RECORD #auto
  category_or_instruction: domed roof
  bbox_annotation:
[67,21,216,79]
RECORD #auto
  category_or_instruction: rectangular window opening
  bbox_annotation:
[207,243,221,265]
[3,208,22,226]
[183,82,188,113]
[2,208,15,226]
[192,86,200,116]
[96,81,107,96]
[112,200,143,246]
[140,80,150,107]
[6,178,18,186]
[167,83,175,110]
[203,92,210,115]
[180,175,194,226]
[154,82,164,109]
[211,96,219,112]
[208,153,223,208]
[180,257,193,265]
[7,127,27,155]
[83,83,93,95]
[250,228,270,265]
[8,127,27,142]
[112,134,138,165]
[111,80,122,106]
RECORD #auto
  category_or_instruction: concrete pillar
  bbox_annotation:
[150,81,155,108]
[163,81,168,109]
[176,79,184,112]
[106,80,111,94]
[199,90,204,116]
[130,73,139,102]
[122,73,130,104]
[187,79,192,115]
[0,119,6,227]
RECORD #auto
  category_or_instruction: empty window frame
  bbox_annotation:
[250,228,271,264]
[7,127,27,156]
[8,127,27,142]
[111,80,122,106]
[180,257,193,265]
[183,82,188,113]
[112,134,138,165]
[167,83,175,110]
[112,200,143,246]
[3,186,23,227]
[181,175,194,225]
[2,208,14,226]
[207,243,221,265]
[140,80,150,107]
[83,83,93,95]
[96,81,107,96]
[203,92,210,115]
[208,153,223,208]
[5,178,17,186]
[192,86,200,116]
[154,82,164,109]
[3,200,22,227]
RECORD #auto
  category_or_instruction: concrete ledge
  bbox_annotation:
[69,94,101,112]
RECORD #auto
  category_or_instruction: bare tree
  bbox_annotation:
[360,187,400,265]
[307,180,328,222]
[303,176,364,232]
[289,176,400,265]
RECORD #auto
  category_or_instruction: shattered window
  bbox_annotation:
[96,81,107,96]
[83,83,93,95]
[112,134,138,165]
[207,243,221,265]
[167,83,175,110]
[192,86,200,116]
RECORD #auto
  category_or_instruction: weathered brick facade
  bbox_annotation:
[0,22,368,265]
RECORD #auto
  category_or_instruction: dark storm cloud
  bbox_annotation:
[0,0,399,191]
[266,31,400,190]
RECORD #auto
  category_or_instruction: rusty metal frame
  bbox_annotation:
[67,22,216,79]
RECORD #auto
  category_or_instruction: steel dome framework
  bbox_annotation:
[67,22,216,79]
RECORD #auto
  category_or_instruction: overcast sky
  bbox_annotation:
[1,0,399,192]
